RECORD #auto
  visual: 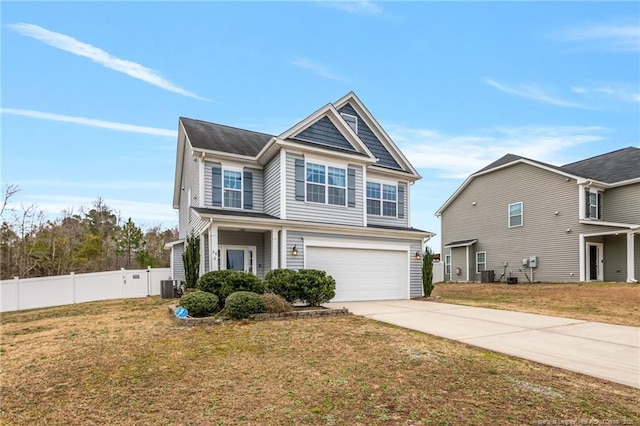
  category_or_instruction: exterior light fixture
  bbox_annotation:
[415,251,422,260]
[291,245,298,256]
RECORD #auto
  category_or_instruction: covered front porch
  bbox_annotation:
[580,229,639,283]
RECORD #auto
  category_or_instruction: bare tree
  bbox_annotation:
[0,184,19,218]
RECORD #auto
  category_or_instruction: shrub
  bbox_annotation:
[294,269,336,307]
[197,270,265,308]
[261,293,293,313]
[225,291,265,319]
[422,246,435,297]
[179,290,219,317]
[264,268,299,303]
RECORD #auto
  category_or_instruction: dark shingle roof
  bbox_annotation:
[366,224,432,234]
[559,147,640,183]
[475,153,566,175]
[180,117,273,157]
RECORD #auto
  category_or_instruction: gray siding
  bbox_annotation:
[172,243,185,282]
[366,177,409,228]
[286,153,364,226]
[603,183,640,224]
[178,145,206,238]
[218,230,266,279]
[203,161,264,212]
[263,232,272,275]
[295,116,355,152]
[603,234,627,282]
[441,163,629,283]
[286,231,305,271]
[263,154,281,217]
[338,104,401,170]
[410,242,423,297]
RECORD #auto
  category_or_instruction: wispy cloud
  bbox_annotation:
[291,57,346,81]
[386,123,608,179]
[485,78,591,109]
[1,108,177,137]
[556,22,640,52]
[8,22,211,101]
[320,0,382,15]
[571,83,640,104]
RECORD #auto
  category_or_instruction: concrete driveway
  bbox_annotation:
[324,299,640,389]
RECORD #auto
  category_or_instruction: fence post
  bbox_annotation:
[121,268,126,298]
[70,272,76,304]
[14,276,20,310]
[146,266,151,297]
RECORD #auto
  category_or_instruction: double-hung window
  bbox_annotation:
[306,163,346,206]
[587,190,602,220]
[367,182,397,217]
[508,202,523,228]
[223,170,242,208]
[476,252,486,273]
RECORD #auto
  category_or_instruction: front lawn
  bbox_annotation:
[1,297,638,425]
[430,282,640,326]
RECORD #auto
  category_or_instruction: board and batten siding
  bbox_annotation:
[203,161,264,213]
[366,176,409,228]
[172,243,185,282]
[602,183,640,225]
[178,145,206,239]
[263,154,281,217]
[286,153,364,226]
[440,163,627,283]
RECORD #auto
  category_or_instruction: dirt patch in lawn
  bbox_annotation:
[1,297,638,425]
[427,282,640,326]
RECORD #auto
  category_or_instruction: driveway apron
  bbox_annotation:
[324,300,640,389]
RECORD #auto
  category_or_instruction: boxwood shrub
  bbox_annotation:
[294,269,336,307]
[225,291,265,319]
[197,270,265,309]
[179,290,219,317]
[264,268,299,303]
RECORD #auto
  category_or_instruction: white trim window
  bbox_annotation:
[367,182,397,217]
[340,112,358,133]
[223,170,242,208]
[508,202,523,228]
[587,190,602,220]
[306,163,346,206]
[445,254,451,275]
[476,251,486,273]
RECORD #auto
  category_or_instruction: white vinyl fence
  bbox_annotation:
[0,268,171,312]
[433,261,444,283]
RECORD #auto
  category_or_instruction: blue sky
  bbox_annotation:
[2,1,638,251]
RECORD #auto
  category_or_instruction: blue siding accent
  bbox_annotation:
[338,104,402,170]
[212,165,222,207]
[243,170,253,209]
[398,183,405,219]
[295,116,356,152]
[295,158,305,201]
[347,168,356,208]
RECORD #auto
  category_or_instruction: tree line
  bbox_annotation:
[0,184,178,280]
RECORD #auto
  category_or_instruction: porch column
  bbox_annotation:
[579,234,585,282]
[280,229,287,269]
[199,233,205,276]
[271,229,279,272]
[627,231,637,283]
[210,224,219,271]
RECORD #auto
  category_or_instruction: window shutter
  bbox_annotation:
[295,159,305,201]
[243,170,253,210]
[212,165,222,207]
[585,189,590,218]
[597,192,602,219]
[398,184,405,219]
[347,168,356,207]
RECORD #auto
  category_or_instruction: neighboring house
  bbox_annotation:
[436,147,640,283]
[166,92,434,301]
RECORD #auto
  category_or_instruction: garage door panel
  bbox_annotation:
[306,246,407,302]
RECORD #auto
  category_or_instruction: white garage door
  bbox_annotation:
[306,246,408,302]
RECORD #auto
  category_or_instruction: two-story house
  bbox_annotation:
[436,147,639,284]
[166,92,434,301]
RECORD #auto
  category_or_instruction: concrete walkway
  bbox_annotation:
[324,300,640,389]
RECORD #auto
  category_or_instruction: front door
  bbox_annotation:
[586,242,604,281]
[220,245,257,274]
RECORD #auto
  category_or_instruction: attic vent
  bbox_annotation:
[340,112,358,134]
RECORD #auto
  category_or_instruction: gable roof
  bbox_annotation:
[180,117,273,157]
[560,147,640,183]
[436,146,640,217]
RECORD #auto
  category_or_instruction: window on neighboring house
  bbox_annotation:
[340,112,358,133]
[306,163,346,206]
[476,251,486,273]
[508,202,523,228]
[445,254,451,275]
[223,170,242,208]
[586,190,602,220]
[366,182,397,217]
